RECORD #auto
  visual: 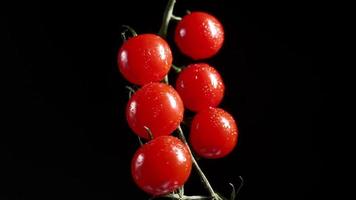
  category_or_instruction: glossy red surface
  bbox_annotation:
[190,107,238,159]
[131,136,192,195]
[174,12,224,60]
[126,83,184,139]
[118,34,172,85]
[175,63,224,112]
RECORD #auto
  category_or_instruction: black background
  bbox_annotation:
[2,0,324,199]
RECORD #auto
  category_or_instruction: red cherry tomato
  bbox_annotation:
[126,83,184,139]
[190,107,238,159]
[118,34,172,85]
[131,136,192,195]
[174,12,224,60]
[175,63,224,112]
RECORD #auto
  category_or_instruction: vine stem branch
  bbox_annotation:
[121,25,138,41]
[177,127,221,200]
[172,64,182,73]
[157,0,222,199]
[158,0,177,37]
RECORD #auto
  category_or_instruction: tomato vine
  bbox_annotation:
[118,0,243,199]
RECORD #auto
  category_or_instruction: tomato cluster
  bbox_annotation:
[118,9,238,197]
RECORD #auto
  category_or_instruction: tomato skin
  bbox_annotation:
[131,136,192,195]
[126,83,184,139]
[175,63,224,112]
[190,107,238,159]
[118,34,172,85]
[174,12,224,60]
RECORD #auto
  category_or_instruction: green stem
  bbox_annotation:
[172,64,182,73]
[179,186,184,198]
[144,126,154,140]
[163,75,169,84]
[137,136,144,146]
[121,25,138,41]
[150,194,213,200]
[171,15,182,21]
[125,85,135,98]
[157,0,221,199]
[177,126,222,200]
[158,0,177,37]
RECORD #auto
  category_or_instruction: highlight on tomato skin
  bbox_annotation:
[117,34,172,85]
[131,136,192,196]
[174,11,224,60]
[175,63,225,112]
[189,107,238,159]
[126,83,184,139]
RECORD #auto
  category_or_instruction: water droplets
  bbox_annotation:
[172,145,187,163]
[120,50,128,67]
[179,28,186,37]
[135,153,145,169]
[166,93,177,109]
[207,19,218,38]
[220,116,231,129]
[158,44,167,61]
[129,100,137,115]
[209,73,219,88]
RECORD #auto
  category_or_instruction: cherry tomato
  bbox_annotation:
[126,83,184,139]
[131,136,192,195]
[175,63,224,112]
[189,107,238,159]
[174,12,224,60]
[118,34,172,85]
